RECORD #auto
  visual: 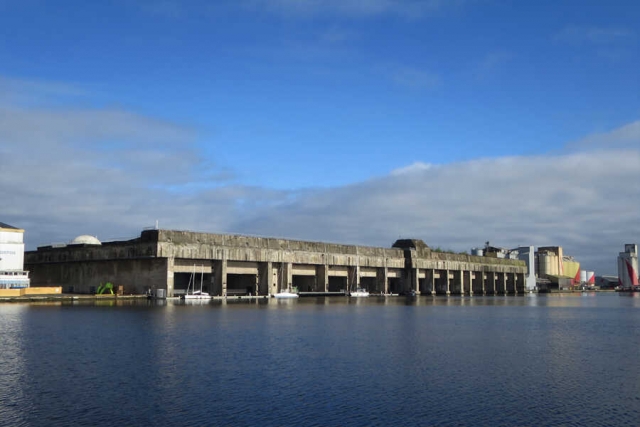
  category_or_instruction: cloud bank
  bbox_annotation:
[1,78,638,275]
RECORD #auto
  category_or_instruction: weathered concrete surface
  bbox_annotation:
[26,230,525,297]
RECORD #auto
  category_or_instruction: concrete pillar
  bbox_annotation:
[269,263,283,295]
[413,268,420,295]
[348,265,360,292]
[490,272,497,295]
[376,267,388,295]
[446,269,451,295]
[480,270,487,295]
[286,262,293,291]
[469,271,474,296]
[503,273,507,295]
[316,264,328,293]
[214,257,228,297]
[166,257,175,297]
[258,261,271,296]
[429,269,436,295]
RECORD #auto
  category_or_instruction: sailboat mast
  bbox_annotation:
[200,265,204,293]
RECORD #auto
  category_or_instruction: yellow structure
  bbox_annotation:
[0,287,62,297]
[536,246,580,283]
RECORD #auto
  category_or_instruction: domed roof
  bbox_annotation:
[70,235,102,245]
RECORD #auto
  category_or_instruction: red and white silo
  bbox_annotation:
[618,244,639,289]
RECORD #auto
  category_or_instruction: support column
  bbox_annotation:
[446,269,451,295]
[258,261,272,296]
[272,263,281,295]
[214,257,228,297]
[469,271,474,296]
[413,268,420,295]
[316,264,329,293]
[491,272,497,295]
[166,257,175,297]
[480,270,487,295]
[256,261,273,295]
[503,273,507,295]
[376,267,388,295]
[347,265,360,293]
[430,269,436,295]
[286,262,293,291]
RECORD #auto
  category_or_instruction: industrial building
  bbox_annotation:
[0,221,30,289]
[617,244,639,290]
[472,243,584,291]
[25,229,528,297]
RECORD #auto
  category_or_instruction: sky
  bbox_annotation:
[1,0,639,275]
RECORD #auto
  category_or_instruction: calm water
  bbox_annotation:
[1,294,640,426]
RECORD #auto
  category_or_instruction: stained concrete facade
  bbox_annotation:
[25,230,527,297]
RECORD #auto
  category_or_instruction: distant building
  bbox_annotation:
[0,222,30,288]
[471,243,585,291]
[516,246,536,292]
[471,243,535,291]
[595,275,618,290]
[535,246,580,290]
[617,244,639,290]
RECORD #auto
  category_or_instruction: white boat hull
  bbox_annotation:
[273,292,299,299]
[182,291,210,300]
[350,288,369,297]
[350,292,369,297]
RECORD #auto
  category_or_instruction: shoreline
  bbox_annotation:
[0,289,621,303]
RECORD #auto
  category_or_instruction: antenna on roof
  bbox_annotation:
[155,220,159,230]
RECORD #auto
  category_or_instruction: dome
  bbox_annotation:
[70,235,102,245]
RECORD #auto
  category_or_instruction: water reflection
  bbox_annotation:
[0,305,29,426]
[1,293,639,426]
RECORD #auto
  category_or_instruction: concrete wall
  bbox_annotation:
[26,229,526,297]
[27,258,168,295]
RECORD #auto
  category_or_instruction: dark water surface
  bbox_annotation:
[1,294,640,426]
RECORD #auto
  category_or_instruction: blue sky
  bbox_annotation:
[1,0,639,274]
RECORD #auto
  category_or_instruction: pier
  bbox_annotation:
[25,230,527,297]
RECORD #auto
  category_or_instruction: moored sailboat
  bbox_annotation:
[182,265,210,300]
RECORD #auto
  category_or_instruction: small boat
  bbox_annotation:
[273,264,299,298]
[350,287,369,297]
[273,290,299,299]
[184,290,210,300]
[181,265,211,300]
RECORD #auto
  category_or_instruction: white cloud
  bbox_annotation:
[235,149,640,275]
[567,120,640,151]
[2,77,638,276]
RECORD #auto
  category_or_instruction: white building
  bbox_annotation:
[0,222,30,288]
[516,246,537,292]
